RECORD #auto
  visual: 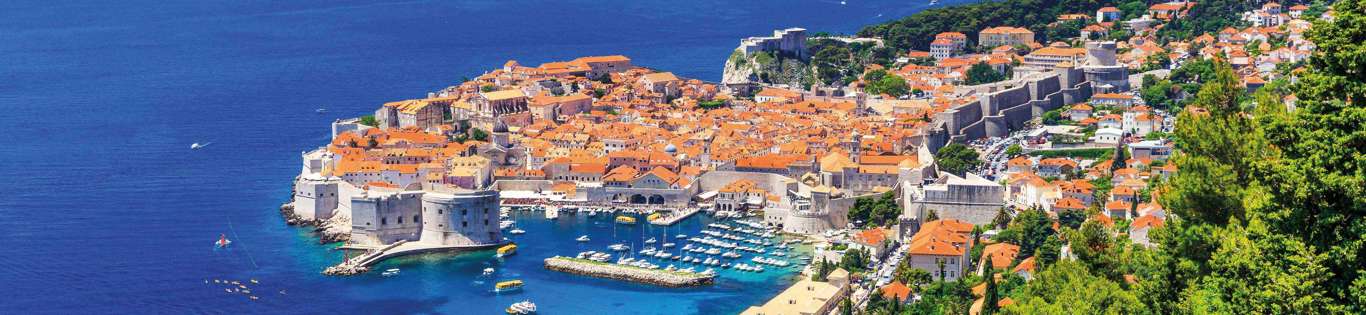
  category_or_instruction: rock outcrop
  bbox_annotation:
[721,50,810,88]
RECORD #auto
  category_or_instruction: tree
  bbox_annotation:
[991,207,1012,230]
[1004,260,1146,314]
[965,62,1007,85]
[983,257,1000,315]
[934,143,982,176]
[1004,144,1022,157]
[995,206,1054,258]
[358,115,377,127]
[480,84,496,92]
[926,209,940,222]
[1056,208,1086,229]
[469,128,488,142]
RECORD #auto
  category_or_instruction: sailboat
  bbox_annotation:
[215,233,232,248]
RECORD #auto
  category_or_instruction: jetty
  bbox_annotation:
[649,207,701,226]
[543,257,715,287]
[323,240,503,276]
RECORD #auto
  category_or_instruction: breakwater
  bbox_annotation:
[543,257,715,287]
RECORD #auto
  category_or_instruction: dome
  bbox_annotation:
[664,143,677,153]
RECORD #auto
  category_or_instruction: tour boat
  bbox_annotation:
[576,235,591,242]
[615,215,637,224]
[495,280,524,293]
[215,234,232,248]
[496,244,518,258]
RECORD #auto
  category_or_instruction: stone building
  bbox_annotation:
[419,188,502,247]
[738,28,809,59]
[978,26,1035,48]
[902,172,1005,226]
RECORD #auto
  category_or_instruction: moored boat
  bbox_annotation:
[495,280,524,293]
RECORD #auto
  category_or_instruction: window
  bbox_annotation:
[461,209,467,215]
[397,217,403,224]
[462,221,468,227]
[381,217,387,225]
[413,215,419,223]
[438,209,442,215]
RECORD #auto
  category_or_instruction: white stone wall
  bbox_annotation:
[420,189,501,247]
[293,175,340,221]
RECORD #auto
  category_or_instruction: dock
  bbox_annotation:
[649,207,701,226]
[543,256,715,287]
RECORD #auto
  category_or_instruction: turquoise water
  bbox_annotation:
[0,0,966,313]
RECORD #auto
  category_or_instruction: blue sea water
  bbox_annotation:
[0,0,965,313]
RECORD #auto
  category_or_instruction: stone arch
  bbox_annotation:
[648,194,665,205]
[630,194,647,204]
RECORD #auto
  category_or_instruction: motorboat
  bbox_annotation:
[215,234,232,248]
[495,280,524,293]
[191,142,211,150]
[662,242,676,248]
[576,235,591,242]
[506,300,537,314]
[483,268,495,276]
[382,268,400,277]
[496,244,518,258]
[644,237,657,244]
[615,216,637,224]
[608,243,630,252]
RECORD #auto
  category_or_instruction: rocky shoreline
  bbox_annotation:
[543,257,715,287]
[279,186,350,244]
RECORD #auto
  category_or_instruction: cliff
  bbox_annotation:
[721,50,810,87]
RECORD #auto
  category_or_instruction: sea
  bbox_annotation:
[0,0,967,314]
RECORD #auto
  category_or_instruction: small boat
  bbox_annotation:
[608,243,629,252]
[644,237,657,244]
[191,142,210,150]
[483,268,495,276]
[495,280,524,293]
[676,234,687,239]
[506,300,537,314]
[576,235,591,242]
[615,215,637,225]
[215,234,232,248]
[382,268,400,277]
[316,108,327,113]
[509,228,526,235]
[497,244,518,258]
[662,242,676,248]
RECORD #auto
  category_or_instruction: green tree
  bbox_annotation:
[965,62,1007,85]
[469,128,489,142]
[934,143,981,176]
[358,115,377,127]
[480,84,496,92]
[1004,144,1022,157]
[991,207,1012,230]
[994,206,1054,259]
[983,256,1000,315]
[1004,260,1146,314]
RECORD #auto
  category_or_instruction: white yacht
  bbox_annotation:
[576,235,591,242]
